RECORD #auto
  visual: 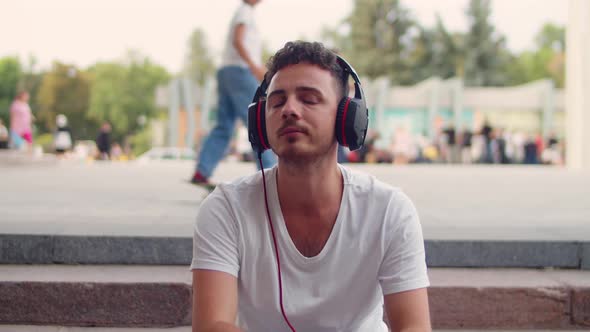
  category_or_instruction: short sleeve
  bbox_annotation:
[378,191,429,295]
[191,188,240,277]
[233,4,253,26]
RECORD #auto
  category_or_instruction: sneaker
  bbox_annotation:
[190,172,216,192]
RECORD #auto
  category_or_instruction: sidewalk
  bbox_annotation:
[1,160,589,240]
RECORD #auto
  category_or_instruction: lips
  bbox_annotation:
[278,126,306,137]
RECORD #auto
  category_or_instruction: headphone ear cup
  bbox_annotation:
[335,97,368,151]
[335,97,350,147]
[248,100,270,154]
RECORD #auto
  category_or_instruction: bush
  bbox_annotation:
[35,133,54,152]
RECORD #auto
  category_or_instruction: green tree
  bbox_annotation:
[346,0,416,83]
[463,0,512,86]
[88,52,170,142]
[508,23,565,87]
[184,28,215,85]
[0,57,22,125]
[535,23,565,52]
[36,62,92,138]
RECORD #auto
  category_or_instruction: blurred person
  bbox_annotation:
[534,133,544,162]
[96,122,112,160]
[357,129,378,163]
[235,124,253,162]
[542,133,563,165]
[53,114,73,156]
[391,126,412,165]
[422,144,438,162]
[110,142,123,161]
[9,91,34,151]
[547,132,559,149]
[413,132,431,163]
[459,127,473,164]
[523,134,538,164]
[0,119,9,149]
[480,119,493,163]
[511,131,526,164]
[492,128,508,164]
[190,0,276,188]
[471,132,486,163]
[337,144,349,163]
[191,41,430,332]
[443,124,459,164]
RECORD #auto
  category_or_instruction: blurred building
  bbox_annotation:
[362,77,562,150]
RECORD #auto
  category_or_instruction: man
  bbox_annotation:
[192,41,431,332]
[190,0,276,187]
[0,119,9,149]
[10,91,34,150]
[96,122,112,160]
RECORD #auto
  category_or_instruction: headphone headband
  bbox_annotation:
[248,53,368,153]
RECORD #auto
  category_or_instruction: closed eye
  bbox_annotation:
[268,96,285,109]
[299,93,320,105]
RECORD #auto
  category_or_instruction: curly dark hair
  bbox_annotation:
[265,41,348,98]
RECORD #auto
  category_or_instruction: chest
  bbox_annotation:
[283,213,338,258]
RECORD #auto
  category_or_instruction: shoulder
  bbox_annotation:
[200,168,268,213]
[233,3,254,22]
[341,165,418,226]
[341,165,410,202]
[196,168,271,239]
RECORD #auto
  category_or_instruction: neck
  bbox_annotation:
[275,151,343,214]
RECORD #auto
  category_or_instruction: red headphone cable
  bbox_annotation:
[258,156,297,332]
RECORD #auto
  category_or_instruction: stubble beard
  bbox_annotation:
[278,138,337,170]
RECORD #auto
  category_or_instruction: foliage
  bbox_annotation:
[36,62,92,139]
[88,52,170,142]
[323,0,565,88]
[346,0,416,83]
[128,121,153,156]
[184,28,215,85]
[35,132,54,152]
[508,23,565,87]
[0,57,22,125]
[463,0,512,86]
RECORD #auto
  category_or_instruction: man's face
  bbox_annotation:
[265,63,340,162]
[20,93,29,102]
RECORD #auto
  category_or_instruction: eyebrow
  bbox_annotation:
[266,86,323,100]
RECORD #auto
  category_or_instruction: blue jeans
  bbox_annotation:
[196,66,276,178]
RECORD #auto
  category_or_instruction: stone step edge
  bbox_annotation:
[1,234,588,269]
[0,328,580,332]
[0,282,588,329]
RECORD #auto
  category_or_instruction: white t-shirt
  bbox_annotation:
[191,165,429,332]
[221,3,262,68]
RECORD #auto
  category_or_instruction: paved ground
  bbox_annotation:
[1,157,589,241]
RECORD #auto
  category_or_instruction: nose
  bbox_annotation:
[280,97,301,120]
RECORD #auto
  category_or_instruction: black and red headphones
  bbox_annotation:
[247,55,369,155]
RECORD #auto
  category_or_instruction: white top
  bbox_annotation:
[191,165,429,332]
[221,3,262,68]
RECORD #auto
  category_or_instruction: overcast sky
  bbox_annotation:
[1,0,568,73]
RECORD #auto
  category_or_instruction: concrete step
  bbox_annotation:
[1,234,588,269]
[0,266,588,329]
[0,328,584,332]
